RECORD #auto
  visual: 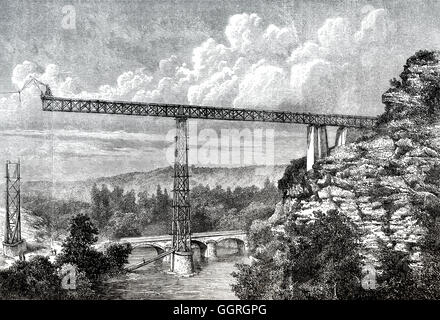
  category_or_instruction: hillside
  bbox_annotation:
[18,165,286,202]
[241,50,440,299]
[0,208,51,269]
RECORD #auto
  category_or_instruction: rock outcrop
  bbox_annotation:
[271,50,440,277]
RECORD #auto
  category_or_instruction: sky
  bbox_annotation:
[0,0,440,181]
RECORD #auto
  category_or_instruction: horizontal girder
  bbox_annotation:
[41,95,378,128]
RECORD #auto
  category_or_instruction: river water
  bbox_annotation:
[103,241,249,300]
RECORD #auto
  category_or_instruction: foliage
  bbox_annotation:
[90,184,113,229]
[217,203,274,232]
[25,176,281,239]
[0,215,132,299]
[374,247,419,299]
[66,270,95,300]
[277,157,308,196]
[56,214,128,286]
[231,263,273,300]
[380,50,440,124]
[190,178,280,232]
[22,194,89,240]
[105,243,133,272]
[232,210,363,300]
[0,256,63,299]
[106,212,142,238]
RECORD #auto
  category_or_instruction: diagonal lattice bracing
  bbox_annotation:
[172,118,191,253]
[41,95,378,128]
[4,161,21,245]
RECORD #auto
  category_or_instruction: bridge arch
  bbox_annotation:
[131,243,166,255]
[216,237,247,255]
[191,240,207,256]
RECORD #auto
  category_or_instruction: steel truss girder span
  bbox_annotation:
[41,95,377,128]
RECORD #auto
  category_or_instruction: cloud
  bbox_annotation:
[355,9,395,45]
[0,7,400,134]
[317,17,354,58]
[234,61,293,108]
[11,61,40,88]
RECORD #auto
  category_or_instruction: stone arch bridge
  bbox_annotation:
[120,230,247,263]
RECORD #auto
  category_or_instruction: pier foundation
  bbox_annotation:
[335,126,348,147]
[171,251,194,275]
[206,241,218,261]
[3,239,26,259]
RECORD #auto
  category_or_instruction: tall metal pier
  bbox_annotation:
[3,160,26,258]
[170,118,193,274]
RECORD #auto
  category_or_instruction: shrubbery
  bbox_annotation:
[56,214,132,286]
[233,210,363,300]
[234,214,440,300]
[0,214,132,299]
[106,211,142,238]
[0,256,62,299]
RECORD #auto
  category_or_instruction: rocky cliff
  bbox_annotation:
[271,50,440,279]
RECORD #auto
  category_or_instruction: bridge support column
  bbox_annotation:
[171,251,194,275]
[335,126,348,147]
[3,161,26,259]
[237,241,246,255]
[206,241,218,261]
[170,117,194,276]
[306,125,329,171]
[163,245,173,263]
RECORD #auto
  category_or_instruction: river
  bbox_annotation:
[102,241,249,299]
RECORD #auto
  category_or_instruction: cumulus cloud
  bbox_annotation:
[234,61,293,108]
[355,8,395,45]
[1,7,400,132]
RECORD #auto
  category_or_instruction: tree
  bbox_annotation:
[232,210,363,300]
[191,205,213,232]
[90,184,113,229]
[110,185,124,212]
[121,189,137,213]
[107,211,142,238]
[56,214,109,285]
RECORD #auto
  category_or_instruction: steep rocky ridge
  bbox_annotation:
[270,50,440,277]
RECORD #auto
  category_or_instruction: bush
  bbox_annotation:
[56,214,108,286]
[232,210,363,300]
[56,213,132,289]
[0,256,63,299]
[105,243,133,272]
[231,263,273,300]
[374,248,419,299]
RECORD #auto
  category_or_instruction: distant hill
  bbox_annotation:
[17,165,286,203]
